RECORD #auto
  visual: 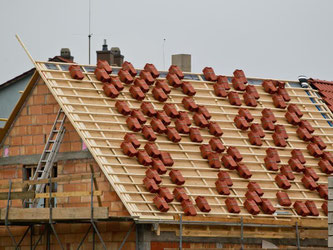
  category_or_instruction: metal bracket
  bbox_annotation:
[179,214,183,250]
[48,176,64,250]
[296,222,300,250]
[118,222,135,250]
[77,174,106,250]
[5,180,18,247]
[240,217,244,250]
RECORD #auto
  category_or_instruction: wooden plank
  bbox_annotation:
[159,224,327,239]
[0,190,101,200]
[36,190,101,198]
[0,207,108,221]
[0,191,34,200]
[172,215,328,228]
[0,173,101,189]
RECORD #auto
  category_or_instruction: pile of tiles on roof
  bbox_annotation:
[68,60,329,217]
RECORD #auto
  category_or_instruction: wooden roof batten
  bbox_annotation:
[14,35,331,224]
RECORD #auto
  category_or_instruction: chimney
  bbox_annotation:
[48,48,74,62]
[96,39,124,66]
[96,39,114,65]
[110,47,124,66]
[172,54,191,72]
[60,48,74,61]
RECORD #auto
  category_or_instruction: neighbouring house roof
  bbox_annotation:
[0,70,39,143]
[0,68,35,127]
[3,59,332,223]
[48,56,73,63]
[309,78,333,112]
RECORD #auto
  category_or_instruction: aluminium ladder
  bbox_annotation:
[27,108,66,207]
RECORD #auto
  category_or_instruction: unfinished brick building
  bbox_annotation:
[0,57,331,249]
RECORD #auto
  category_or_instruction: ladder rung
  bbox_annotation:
[49,140,55,143]
[45,150,51,153]
[53,130,59,132]
[37,170,44,173]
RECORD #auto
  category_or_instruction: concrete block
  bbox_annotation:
[329,189,333,200]
[328,213,333,223]
[329,201,333,212]
[329,224,333,236]
[329,177,333,188]
[329,236,333,247]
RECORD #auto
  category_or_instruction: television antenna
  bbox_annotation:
[88,0,93,64]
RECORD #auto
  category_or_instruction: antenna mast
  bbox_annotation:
[163,38,166,70]
[88,0,92,64]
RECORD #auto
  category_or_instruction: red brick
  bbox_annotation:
[29,105,42,115]
[74,163,87,173]
[29,125,43,135]
[65,122,75,132]
[59,142,71,153]
[42,124,52,134]
[68,196,81,203]
[33,95,46,105]
[46,94,57,104]
[3,169,16,179]
[25,145,36,155]
[21,135,32,145]
[37,84,49,94]
[64,183,88,192]
[17,126,27,135]
[81,195,99,203]
[27,96,34,106]
[9,146,21,156]
[42,105,55,114]
[71,142,82,151]
[32,135,45,145]
[16,169,22,178]
[35,145,45,154]
[62,164,75,174]
[69,131,81,142]
[30,115,37,125]
[11,200,22,207]
[36,115,48,125]
[103,191,120,202]
[19,116,32,126]
[20,107,27,116]
[10,127,19,137]
[10,136,22,146]
[98,182,112,192]
[62,133,71,143]
[47,114,57,124]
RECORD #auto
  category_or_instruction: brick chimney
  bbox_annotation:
[96,39,124,66]
[172,54,191,72]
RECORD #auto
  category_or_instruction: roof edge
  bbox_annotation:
[0,68,35,90]
[0,71,39,146]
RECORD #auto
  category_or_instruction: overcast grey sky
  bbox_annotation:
[0,0,332,83]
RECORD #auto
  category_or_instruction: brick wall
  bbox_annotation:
[0,79,82,157]
[0,221,135,249]
[56,158,129,217]
[0,79,135,248]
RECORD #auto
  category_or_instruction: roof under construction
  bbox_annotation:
[30,59,331,222]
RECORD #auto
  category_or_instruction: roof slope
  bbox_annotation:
[33,61,332,221]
